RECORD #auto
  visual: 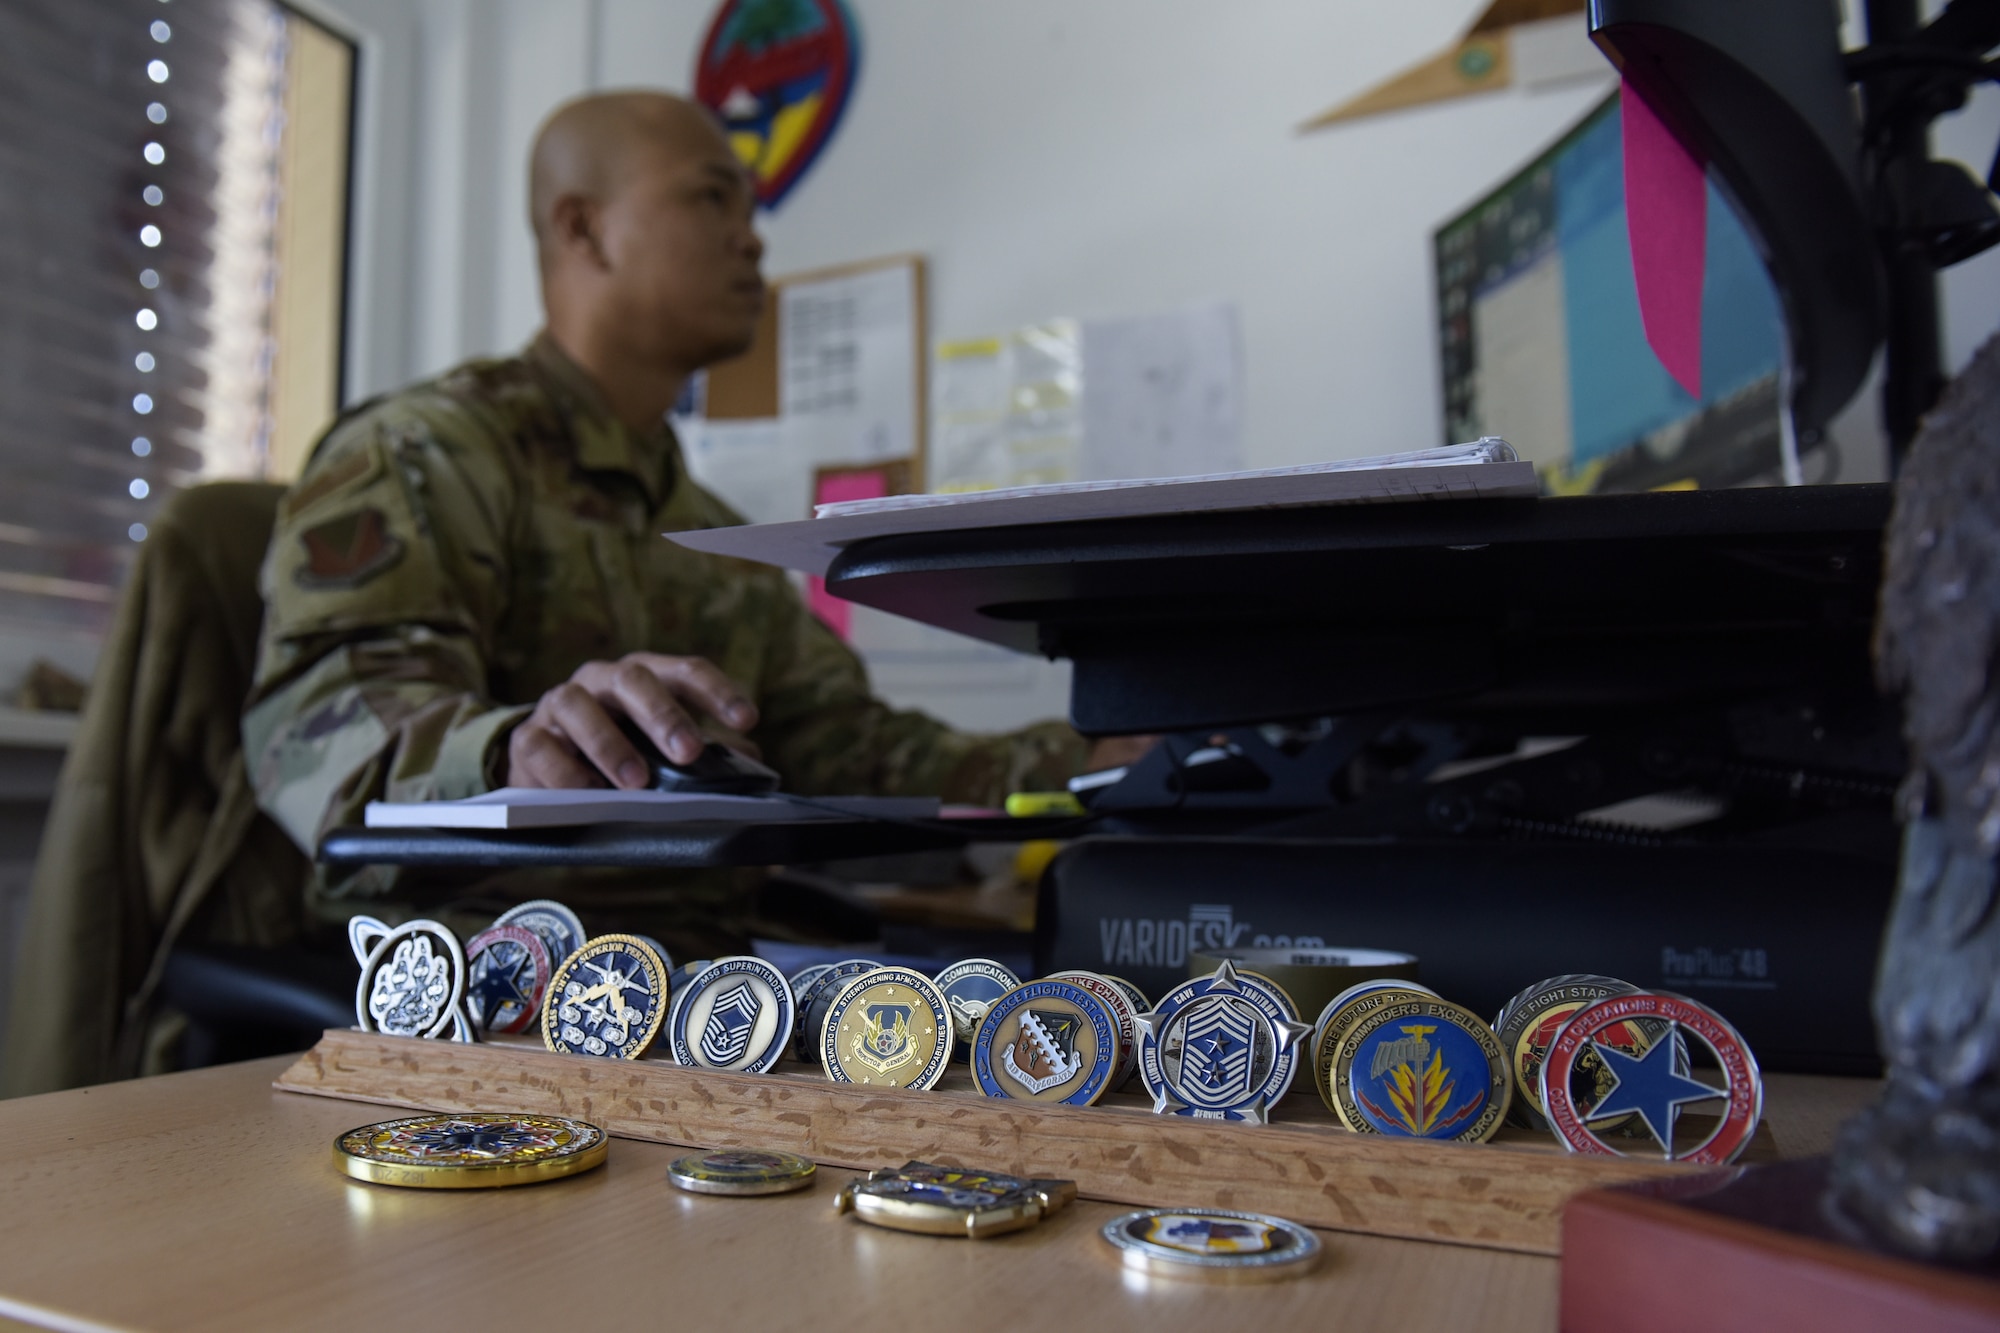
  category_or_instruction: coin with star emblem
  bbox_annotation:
[333,1112,607,1188]
[820,967,952,1089]
[1495,974,1682,1132]
[667,956,794,1074]
[1135,960,1313,1124]
[355,919,466,1039]
[667,1149,817,1196]
[1540,990,1762,1164]
[970,979,1118,1105]
[463,924,552,1034]
[542,934,669,1059]
[1329,995,1510,1142]
[1101,1208,1321,1282]
[494,899,586,971]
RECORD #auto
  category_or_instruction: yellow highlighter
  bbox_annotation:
[1004,791,1085,818]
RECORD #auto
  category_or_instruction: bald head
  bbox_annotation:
[527,91,765,426]
[530,92,733,269]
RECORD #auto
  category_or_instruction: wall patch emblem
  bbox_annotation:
[694,0,860,209]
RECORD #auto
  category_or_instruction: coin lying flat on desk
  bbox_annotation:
[835,1162,1076,1239]
[334,1113,607,1189]
[667,1149,817,1196]
[1101,1208,1321,1282]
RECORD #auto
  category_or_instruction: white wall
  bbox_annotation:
[325,0,2000,448]
[307,0,2000,728]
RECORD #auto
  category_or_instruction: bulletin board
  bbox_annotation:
[704,253,927,489]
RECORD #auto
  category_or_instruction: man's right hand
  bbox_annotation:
[504,653,758,790]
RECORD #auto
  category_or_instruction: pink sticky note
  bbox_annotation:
[807,470,890,640]
[1622,79,1706,399]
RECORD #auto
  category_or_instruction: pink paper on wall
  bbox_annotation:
[1621,79,1706,399]
[806,469,890,640]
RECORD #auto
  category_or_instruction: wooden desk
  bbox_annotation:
[0,1060,1875,1333]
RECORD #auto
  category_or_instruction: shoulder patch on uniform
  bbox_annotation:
[296,507,405,589]
[282,446,381,519]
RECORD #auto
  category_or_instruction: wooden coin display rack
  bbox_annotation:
[276,1028,1765,1256]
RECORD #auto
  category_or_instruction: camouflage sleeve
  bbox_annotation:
[241,404,528,876]
[746,572,1089,806]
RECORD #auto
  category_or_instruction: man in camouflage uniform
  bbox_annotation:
[243,92,1102,959]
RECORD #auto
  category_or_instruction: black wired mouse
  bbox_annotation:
[612,715,780,795]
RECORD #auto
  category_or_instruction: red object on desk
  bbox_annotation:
[1561,1160,2000,1333]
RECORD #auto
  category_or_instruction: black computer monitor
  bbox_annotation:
[1587,0,1883,444]
[1435,90,1796,493]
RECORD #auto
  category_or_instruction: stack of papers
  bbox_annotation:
[667,438,1534,577]
[363,788,940,830]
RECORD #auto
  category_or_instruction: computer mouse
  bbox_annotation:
[612,715,780,795]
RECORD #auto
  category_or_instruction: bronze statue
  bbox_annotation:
[1828,332,2000,1265]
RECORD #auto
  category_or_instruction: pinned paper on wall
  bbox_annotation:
[929,322,1083,494]
[1078,303,1243,481]
[677,418,803,526]
[804,460,914,639]
[1621,80,1707,399]
[927,304,1242,495]
[780,258,922,467]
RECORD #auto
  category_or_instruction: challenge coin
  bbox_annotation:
[786,963,835,1006]
[835,1162,1075,1239]
[463,924,552,1034]
[793,957,880,1061]
[1045,969,1142,1084]
[1104,974,1152,1017]
[667,956,795,1073]
[1101,1208,1321,1282]
[1330,995,1510,1141]
[667,1149,817,1196]
[933,958,1021,1047]
[494,899,586,970]
[666,958,712,999]
[355,919,465,1039]
[970,979,1118,1105]
[820,967,953,1089]
[1135,960,1312,1124]
[542,933,670,1059]
[1311,982,1439,1115]
[1540,990,1762,1164]
[334,1112,606,1189]
[1494,973,1659,1131]
[346,914,390,966]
